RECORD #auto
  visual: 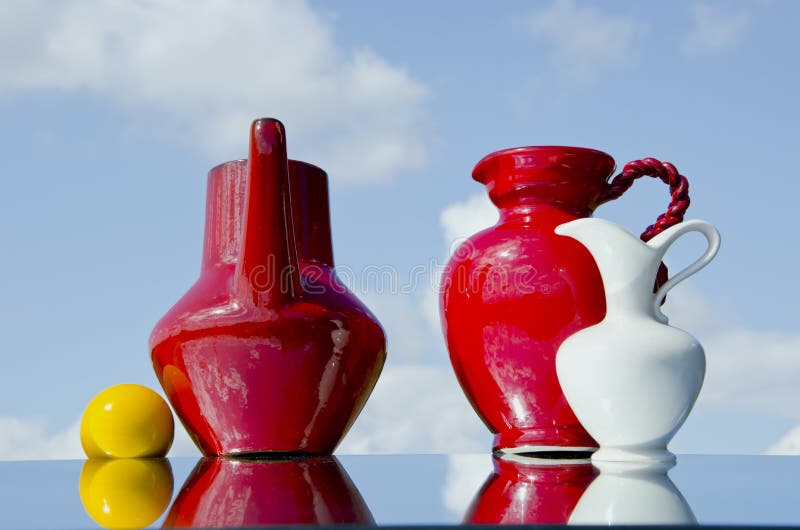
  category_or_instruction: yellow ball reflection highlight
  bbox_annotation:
[79,458,174,529]
[81,384,174,458]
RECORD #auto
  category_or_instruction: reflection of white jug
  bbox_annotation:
[555,218,721,463]
[568,461,696,525]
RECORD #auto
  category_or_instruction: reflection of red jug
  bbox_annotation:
[150,118,386,456]
[164,457,374,527]
[440,147,691,453]
[464,455,598,524]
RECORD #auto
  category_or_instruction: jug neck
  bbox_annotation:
[591,240,662,319]
[200,159,334,271]
[474,146,616,215]
[201,160,246,271]
[289,161,334,267]
[498,201,590,223]
[603,274,660,319]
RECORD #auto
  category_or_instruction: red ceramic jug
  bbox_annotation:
[440,147,691,454]
[164,457,374,527]
[464,456,598,524]
[150,118,386,456]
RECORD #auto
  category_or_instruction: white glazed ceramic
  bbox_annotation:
[568,460,696,525]
[554,218,721,464]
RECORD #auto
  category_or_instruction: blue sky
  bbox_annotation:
[0,0,798,459]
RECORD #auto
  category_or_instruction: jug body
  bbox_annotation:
[150,119,386,457]
[555,218,719,463]
[556,315,705,463]
[441,146,615,453]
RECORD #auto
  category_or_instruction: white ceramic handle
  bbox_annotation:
[646,220,721,323]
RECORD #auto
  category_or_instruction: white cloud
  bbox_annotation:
[684,3,750,54]
[659,281,734,336]
[338,364,491,454]
[0,417,82,460]
[661,287,800,424]
[695,328,800,418]
[0,0,430,182]
[440,193,497,252]
[525,0,640,80]
[766,426,800,455]
[0,414,202,460]
[360,292,436,361]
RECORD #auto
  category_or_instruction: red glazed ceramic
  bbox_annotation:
[440,148,691,454]
[164,457,373,527]
[465,456,598,524]
[150,118,386,456]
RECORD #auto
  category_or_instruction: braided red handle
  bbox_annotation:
[600,158,691,295]
[600,157,691,241]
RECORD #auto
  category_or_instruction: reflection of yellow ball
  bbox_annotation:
[79,458,174,529]
[81,384,174,458]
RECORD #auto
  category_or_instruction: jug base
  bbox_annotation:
[493,428,598,457]
[498,445,597,458]
[220,451,319,461]
[497,450,594,466]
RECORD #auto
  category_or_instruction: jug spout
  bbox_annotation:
[235,118,301,308]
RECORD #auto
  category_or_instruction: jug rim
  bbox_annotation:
[209,158,327,176]
[473,145,615,184]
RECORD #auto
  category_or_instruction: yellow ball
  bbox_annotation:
[81,384,175,458]
[79,458,174,529]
